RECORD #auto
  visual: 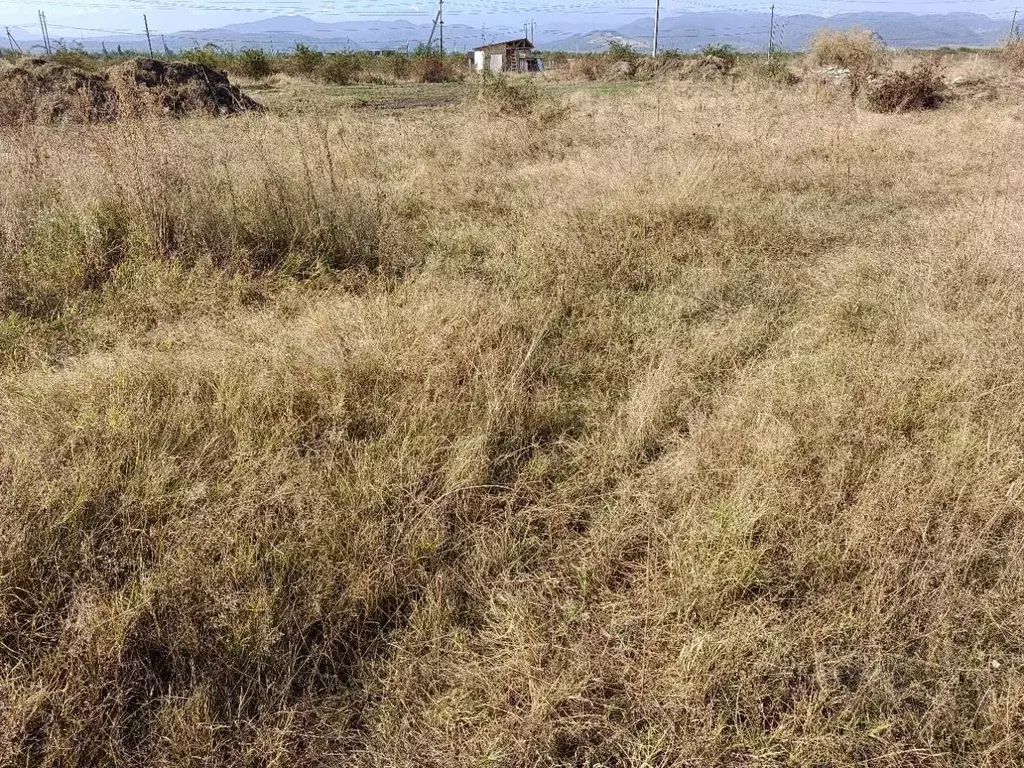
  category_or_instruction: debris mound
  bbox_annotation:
[606,60,637,81]
[949,75,1003,103]
[685,55,731,79]
[0,57,262,126]
[0,58,116,125]
[867,65,947,113]
[812,65,853,87]
[109,58,262,117]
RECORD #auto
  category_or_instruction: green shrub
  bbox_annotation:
[700,43,739,68]
[51,44,97,71]
[388,55,411,80]
[292,43,324,75]
[607,40,639,64]
[318,53,361,85]
[479,73,539,115]
[182,45,225,70]
[237,48,273,80]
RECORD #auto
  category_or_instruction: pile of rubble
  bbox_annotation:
[0,57,262,126]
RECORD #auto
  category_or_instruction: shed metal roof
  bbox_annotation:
[473,38,533,51]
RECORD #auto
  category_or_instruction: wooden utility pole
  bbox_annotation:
[144,15,154,57]
[652,0,661,57]
[767,3,775,64]
[1010,8,1019,44]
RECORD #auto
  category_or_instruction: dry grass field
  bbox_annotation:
[3,53,1024,767]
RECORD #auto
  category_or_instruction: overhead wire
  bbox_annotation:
[4,0,1019,51]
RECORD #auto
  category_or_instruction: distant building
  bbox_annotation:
[471,38,543,73]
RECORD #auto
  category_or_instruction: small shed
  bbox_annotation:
[471,38,543,73]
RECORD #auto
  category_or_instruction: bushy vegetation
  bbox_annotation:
[748,55,801,85]
[700,42,740,68]
[607,39,639,63]
[236,47,273,80]
[868,63,946,112]
[478,73,540,114]
[291,42,325,74]
[49,43,99,71]
[809,27,888,74]
[316,53,362,85]
[1002,39,1024,72]
[181,43,223,70]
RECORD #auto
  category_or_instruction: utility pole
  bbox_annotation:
[767,3,775,64]
[652,0,660,57]
[530,20,536,42]
[1009,8,1019,44]
[6,26,22,53]
[38,10,52,55]
[144,14,154,57]
[438,0,444,58]
[427,9,440,50]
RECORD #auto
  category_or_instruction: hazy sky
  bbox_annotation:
[2,0,1020,37]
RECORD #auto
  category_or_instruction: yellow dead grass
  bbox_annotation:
[2,73,1024,766]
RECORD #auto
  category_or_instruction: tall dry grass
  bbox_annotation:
[3,78,1024,766]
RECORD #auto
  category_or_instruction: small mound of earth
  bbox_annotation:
[684,55,731,80]
[640,55,735,82]
[866,67,947,112]
[606,60,637,81]
[948,75,1015,102]
[109,59,262,118]
[0,58,116,124]
[0,57,261,126]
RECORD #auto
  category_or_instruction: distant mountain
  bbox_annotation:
[550,11,1010,53]
[220,17,423,38]
[3,11,1012,55]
